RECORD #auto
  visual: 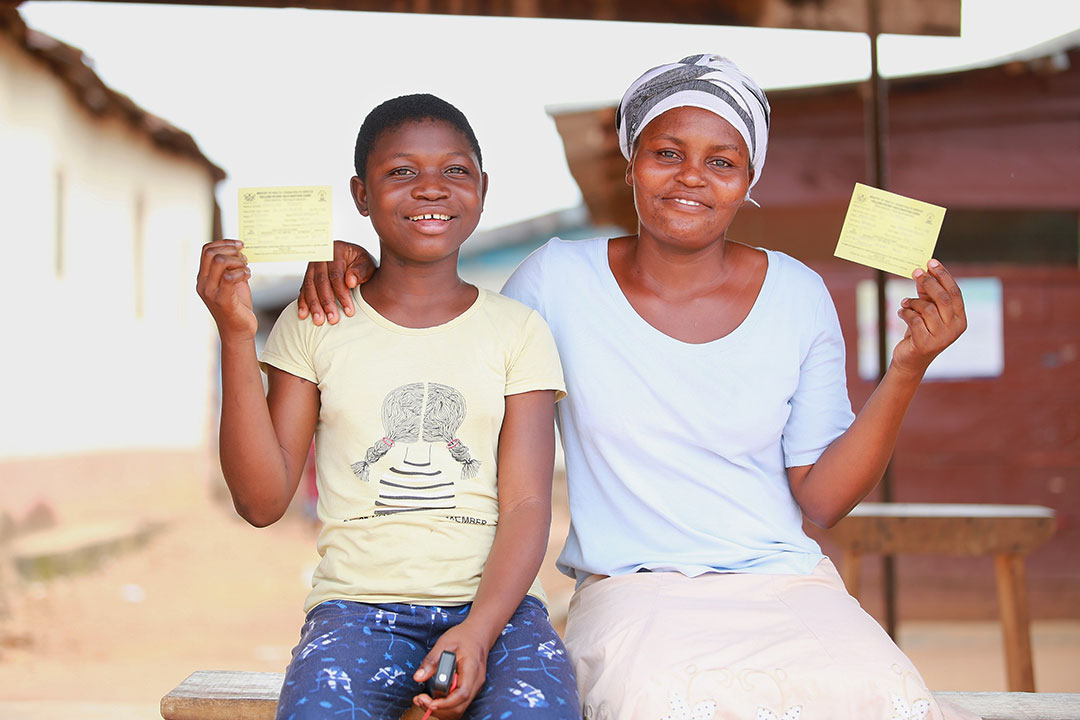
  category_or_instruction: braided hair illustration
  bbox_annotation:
[351,382,480,482]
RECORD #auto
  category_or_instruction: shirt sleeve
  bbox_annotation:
[500,241,550,314]
[505,309,566,402]
[782,284,855,467]
[259,300,320,384]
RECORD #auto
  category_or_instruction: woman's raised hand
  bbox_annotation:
[297,240,377,325]
[196,239,256,340]
[892,259,967,378]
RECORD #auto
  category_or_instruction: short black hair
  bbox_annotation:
[354,94,483,178]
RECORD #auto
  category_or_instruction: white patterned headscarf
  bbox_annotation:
[616,54,771,204]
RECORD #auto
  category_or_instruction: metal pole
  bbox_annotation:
[866,0,898,640]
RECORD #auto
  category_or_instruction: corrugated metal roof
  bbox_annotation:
[1,6,225,182]
[15,0,961,36]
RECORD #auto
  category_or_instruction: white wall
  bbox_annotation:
[0,33,220,459]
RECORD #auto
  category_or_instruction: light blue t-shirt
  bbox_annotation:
[501,237,855,582]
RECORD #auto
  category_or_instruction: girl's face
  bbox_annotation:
[352,119,487,267]
[626,106,751,252]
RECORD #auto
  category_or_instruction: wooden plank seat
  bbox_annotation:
[161,670,279,720]
[160,670,1080,720]
[825,503,1057,692]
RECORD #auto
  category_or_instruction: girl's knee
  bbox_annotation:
[476,608,580,717]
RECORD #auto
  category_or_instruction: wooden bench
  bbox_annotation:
[160,670,1080,720]
[826,503,1057,692]
[8,519,161,581]
[162,671,279,720]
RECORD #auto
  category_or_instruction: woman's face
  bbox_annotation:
[626,106,752,251]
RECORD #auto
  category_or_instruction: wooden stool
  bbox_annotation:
[826,502,1056,692]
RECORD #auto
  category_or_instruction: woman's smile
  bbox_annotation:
[667,196,709,209]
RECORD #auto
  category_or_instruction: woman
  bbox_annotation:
[299,55,972,719]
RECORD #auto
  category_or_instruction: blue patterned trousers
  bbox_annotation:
[275,595,580,719]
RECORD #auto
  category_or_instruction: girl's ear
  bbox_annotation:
[481,171,489,205]
[350,176,369,217]
[624,160,635,188]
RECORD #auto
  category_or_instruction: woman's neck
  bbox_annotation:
[608,233,768,343]
[618,233,742,300]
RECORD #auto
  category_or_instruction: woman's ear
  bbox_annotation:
[624,161,635,188]
[740,167,755,207]
[350,176,369,217]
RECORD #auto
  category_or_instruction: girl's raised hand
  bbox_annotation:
[891,259,967,378]
[196,239,256,340]
[410,621,490,720]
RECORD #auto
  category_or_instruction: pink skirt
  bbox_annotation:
[564,558,979,720]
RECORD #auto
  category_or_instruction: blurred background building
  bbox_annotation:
[0,8,224,530]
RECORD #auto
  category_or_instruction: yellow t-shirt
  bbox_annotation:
[261,288,565,612]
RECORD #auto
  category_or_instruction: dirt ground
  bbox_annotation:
[0,473,1077,719]
[0,472,579,712]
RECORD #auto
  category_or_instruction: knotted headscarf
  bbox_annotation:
[616,54,771,204]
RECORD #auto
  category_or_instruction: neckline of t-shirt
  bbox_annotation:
[350,285,487,334]
[595,237,777,350]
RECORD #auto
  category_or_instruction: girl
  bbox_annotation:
[196,94,580,720]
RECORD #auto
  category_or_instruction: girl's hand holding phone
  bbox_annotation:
[410,621,491,719]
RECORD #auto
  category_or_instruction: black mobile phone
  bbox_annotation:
[428,650,457,698]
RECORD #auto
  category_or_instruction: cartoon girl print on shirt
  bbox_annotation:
[351,382,480,515]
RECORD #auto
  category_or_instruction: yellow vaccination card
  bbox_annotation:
[238,186,333,263]
[834,183,946,278]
